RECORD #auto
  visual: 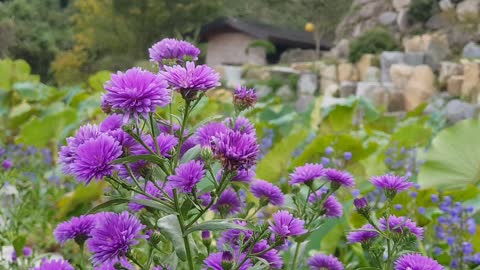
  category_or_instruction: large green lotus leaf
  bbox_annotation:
[88,70,111,92]
[418,119,480,189]
[0,59,39,91]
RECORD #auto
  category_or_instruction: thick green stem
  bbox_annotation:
[291,242,302,270]
[173,190,195,270]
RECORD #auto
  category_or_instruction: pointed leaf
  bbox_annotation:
[157,215,187,261]
[184,219,247,235]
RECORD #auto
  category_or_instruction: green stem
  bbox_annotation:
[173,190,194,270]
[127,253,145,270]
[291,242,302,270]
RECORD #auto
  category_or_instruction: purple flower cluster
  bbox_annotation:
[250,179,284,206]
[269,210,307,238]
[233,85,257,111]
[308,254,344,270]
[103,67,171,118]
[346,224,378,244]
[149,38,200,64]
[371,174,413,192]
[168,160,205,192]
[59,124,122,184]
[379,215,424,239]
[33,259,74,270]
[54,214,98,245]
[394,253,443,270]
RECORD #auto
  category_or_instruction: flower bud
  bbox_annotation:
[221,251,234,270]
[202,230,211,247]
[200,146,214,163]
[354,197,370,218]
[233,86,257,112]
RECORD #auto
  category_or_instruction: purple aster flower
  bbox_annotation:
[224,116,255,136]
[23,247,32,257]
[347,224,378,243]
[253,240,283,269]
[232,169,255,182]
[371,174,413,191]
[325,147,334,155]
[217,221,253,248]
[323,195,343,218]
[59,124,102,174]
[194,122,228,147]
[103,67,171,118]
[321,157,330,166]
[250,179,285,206]
[149,38,200,64]
[308,254,344,270]
[33,259,74,270]
[167,160,205,192]
[344,152,352,161]
[323,168,355,188]
[161,62,220,100]
[54,214,97,245]
[212,188,242,216]
[289,163,324,185]
[379,215,424,239]
[211,130,258,171]
[394,253,443,270]
[198,192,212,207]
[94,258,135,270]
[202,251,252,270]
[2,159,12,170]
[269,210,307,238]
[71,134,122,184]
[130,133,178,157]
[354,197,368,211]
[233,86,257,111]
[100,114,135,148]
[87,211,146,265]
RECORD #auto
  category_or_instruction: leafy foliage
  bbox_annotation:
[349,28,399,63]
[408,0,435,24]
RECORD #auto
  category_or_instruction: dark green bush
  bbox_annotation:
[348,28,399,63]
[408,0,435,24]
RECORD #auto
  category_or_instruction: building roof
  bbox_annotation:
[199,17,331,50]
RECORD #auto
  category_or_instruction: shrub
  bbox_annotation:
[408,0,435,24]
[348,28,399,63]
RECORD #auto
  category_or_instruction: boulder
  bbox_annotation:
[338,63,358,82]
[397,9,410,32]
[277,85,295,100]
[447,75,463,96]
[457,0,480,22]
[393,0,411,11]
[426,14,450,30]
[324,83,340,97]
[243,66,270,81]
[404,52,425,66]
[365,67,381,82]
[320,65,337,90]
[290,62,315,72]
[403,35,424,52]
[255,85,273,98]
[439,62,463,85]
[439,0,454,11]
[388,91,406,111]
[462,62,480,101]
[390,64,414,90]
[339,81,357,97]
[404,65,436,110]
[297,73,318,95]
[381,51,405,82]
[462,42,480,59]
[330,39,350,59]
[445,99,478,123]
[403,33,451,70]
[356,82,389,107]
[359,1,383,19]
[356,54,376,80]
[378,12,398,25]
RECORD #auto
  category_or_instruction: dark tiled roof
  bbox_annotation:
[200,17,331,50]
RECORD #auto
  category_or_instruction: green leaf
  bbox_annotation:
[132,199,176,214]
[390,122,432,148]
[88,198,130,214]
[157,215,187,261]
[184,219,247,235]
[56,182,105,219]
[323,102,357,132]
[88,70,111,92]
[113,154,165,165]
[180,145,201,163]
[13,235,27,255]
[256,127,308,182]
[418,119,480,189]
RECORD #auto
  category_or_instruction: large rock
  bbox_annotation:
[462,62,480,101]
[324,83,340,97]
[439,62,463,85]
[404,52,425,66]
[404,65,436,110]
[277,85,295,100]
[255,85,273,98]
[338,63,358,82]
[439,0,454,11]
[447,75,463,96]
[397,9,410,32]
[320,65,337,90]
[390,64,414,90]
[330,39,350,59]
[356,54,376,80]
[388,91,406,111]
[339,81,357,97]
[378,12,397,25]
[365,67,381,82]
[426,14,450,30]
[359,1,383,19]
[297,73,318,95]
[356,82,389,107]
[445,99,478,123]
[403,33,450,70]
[457,0,480,22]
[381,51,405,82]
[463,42,480,59]
[393,0,411,11]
